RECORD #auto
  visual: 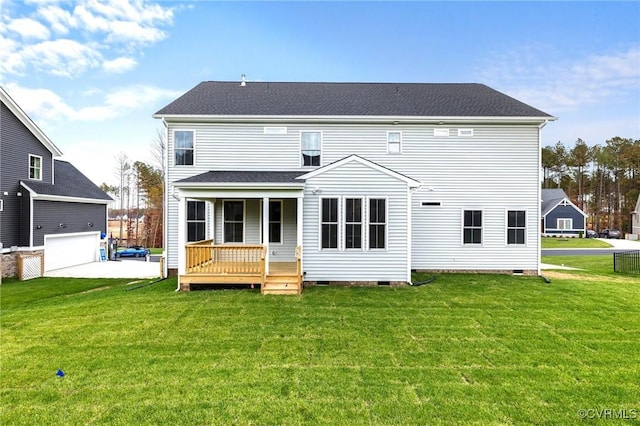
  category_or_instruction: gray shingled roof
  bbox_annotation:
[155,82,553,118]
[541,188,569,216]
[176,171,305,185]
[22,160,112,201]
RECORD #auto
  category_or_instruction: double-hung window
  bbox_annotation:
[321,198,338,249]
[186,200,206,242]
[463,210,482,244]
[344,198,362,249]
[224,201,244,243]
[175,130,194,166]
[507,210,526,245]
[387,131,401,154]
[269,200,282,244]
[557,218,572,230]
[29,155,42,180]
[369,198,386,249]
[301,131,321,166]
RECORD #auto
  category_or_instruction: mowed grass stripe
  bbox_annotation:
[1,271,639,425]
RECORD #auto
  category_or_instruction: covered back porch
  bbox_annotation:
[174,171,305,294]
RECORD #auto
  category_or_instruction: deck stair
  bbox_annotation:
[262,274,301,295]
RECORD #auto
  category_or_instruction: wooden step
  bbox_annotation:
[262,276,301,295]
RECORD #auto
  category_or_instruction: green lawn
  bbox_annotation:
[541,237,611,249]
[1,271,639,425]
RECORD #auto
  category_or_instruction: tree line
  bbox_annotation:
[100,130,165,248]
[542,136,640,233]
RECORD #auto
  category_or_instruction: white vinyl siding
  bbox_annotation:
[164,121,541,272]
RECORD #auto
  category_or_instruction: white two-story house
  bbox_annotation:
[154,80,555,294]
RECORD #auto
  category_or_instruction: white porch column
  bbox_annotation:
[262,196,269,275]
[297,196,303,262]
[177,195,187,277]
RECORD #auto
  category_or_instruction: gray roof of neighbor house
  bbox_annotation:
[21,160,112,201]
[155,81,554,118]
[541,188,571,216]
[176,171,305,185]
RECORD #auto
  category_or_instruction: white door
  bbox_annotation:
[44,232,100,271]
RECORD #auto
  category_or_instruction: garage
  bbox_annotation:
[44,232,101,272]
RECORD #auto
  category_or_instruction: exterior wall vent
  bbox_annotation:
[378,281,390,286]
[434,128,450,137]
[512,269,524,275]
[458,129,474,137]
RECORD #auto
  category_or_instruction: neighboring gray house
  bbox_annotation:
[541,188,587,236]
[0,87,112,277]
[154,80,556,292]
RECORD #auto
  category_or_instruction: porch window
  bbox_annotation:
[369,198,386,249]
[345,198,362,249]
[463,210,482,244]
[507,210,526,245]
[187,200,206,242]
[321,198,338,249]
[269,200,282,244]
[301,131,321,167]
[175,130,194,166]
[224,201,244,243]
[29,154,42,180]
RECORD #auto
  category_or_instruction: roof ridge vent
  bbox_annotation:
[240,74,246,87]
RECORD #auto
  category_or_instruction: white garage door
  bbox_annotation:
[44,232,100,272]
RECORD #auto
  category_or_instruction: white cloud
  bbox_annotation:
[6,17,50,40]
[478,46,640,115]
[102,56,137,73]
[4,83,75,122]
[0,0,176,78]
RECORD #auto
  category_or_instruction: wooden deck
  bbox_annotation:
[180,241,302,294]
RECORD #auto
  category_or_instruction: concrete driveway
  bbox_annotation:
[44,258,161,279]
[598,238,640,250]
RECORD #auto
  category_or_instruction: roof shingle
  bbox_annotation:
[22,160,112,201]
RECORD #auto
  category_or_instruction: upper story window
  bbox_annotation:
[463,210,482,244]
[301,131,321,167]
[507,210,526,245]
[387,131,401,154]
[29,155,42,180]
[175,130,194,166]
[186,200,206,242]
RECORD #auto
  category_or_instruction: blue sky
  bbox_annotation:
[1,0,639,186]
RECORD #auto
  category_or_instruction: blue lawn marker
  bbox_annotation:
[56,369,65,377]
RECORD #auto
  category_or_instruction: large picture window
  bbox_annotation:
[463,210,482,244]
[321,198,338,249]
[29,154,42,180]
[369,198,386,249]
[175,130,194,166]
[224,201,244,243]
[187,200,206,242]
[344,198,362,249]
[507,210,526,245]
[269,200,282,244]
[301,131,321,166]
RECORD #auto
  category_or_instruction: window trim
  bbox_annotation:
[462,209,483,246]
[506,209,527,246]
[29,154,42,181]
[319,196,339,250]
[173,129,195,166]
[557,218,573,231]
[300,130,322,167]
[344,196,364,251]
[186,200,207,242]
[269,200,283,244]
[387,131,402,154]
[222,200,245,243]
[367,197,388,250]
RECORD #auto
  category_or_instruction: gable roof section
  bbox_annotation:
[0,86,63,157]
[298,155,421,188]
[21,160,112,203]
[541,188,586,218]
[154,81,554,120]
[175,171,305,188]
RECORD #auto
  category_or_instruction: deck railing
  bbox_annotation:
[185,240,266,275]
